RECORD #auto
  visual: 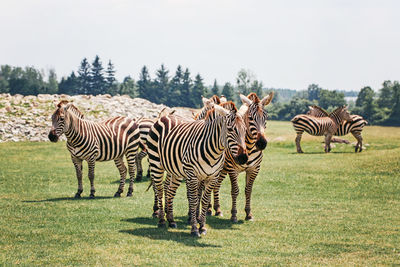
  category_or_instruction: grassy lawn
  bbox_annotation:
[0,121,399,266]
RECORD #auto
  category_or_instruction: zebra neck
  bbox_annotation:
[64,113,87,146]
[205,116,226,154]
[329,113,343,125]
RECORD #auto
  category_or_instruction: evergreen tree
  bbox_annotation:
[180,68,192,106]
[191,74,206,108]
[152,64,169,104]
[45,69,58,94]
[385,81,400,126]
[90,55,106,95]
[0,65,12,93]
[168,65,183,106]
[58,71,80,95]
[356,86,374,107]
[221,82,234,102]
[105,60,117,94]
[211,79,219,96]
[77,58,91,94]
[137,66,151,99]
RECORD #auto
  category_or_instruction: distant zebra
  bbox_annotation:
[147,98,247,237]
[203,93,274,222]
[48,101,140,198]
[135,117,157,181]
[291,106,353,153]
[307,105,368,152]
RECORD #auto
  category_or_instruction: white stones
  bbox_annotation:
[0,93,196,142]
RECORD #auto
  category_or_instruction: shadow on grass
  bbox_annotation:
[111,178,151,184]
[119,227,221,248]
[122,216,242,230]
[290,151,355,155]
[23,196,114,203]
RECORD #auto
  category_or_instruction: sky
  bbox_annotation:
[0,0,399,91]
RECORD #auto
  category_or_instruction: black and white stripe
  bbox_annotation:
[48,101,140,198]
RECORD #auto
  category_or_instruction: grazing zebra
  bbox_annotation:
[48,101,140,198]
[204,92,274,222]
[135,117,157,181]
[307,105,368,152]
[291,106,353,153]
[147,98,248,237]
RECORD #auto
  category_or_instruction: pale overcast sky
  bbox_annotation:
[0,0,399,91]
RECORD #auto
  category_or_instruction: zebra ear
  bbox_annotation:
[214,105,229,116]
[239,94,252,106]
[261,92,274,106]
[308,106,314,110]
[202,97,214,109]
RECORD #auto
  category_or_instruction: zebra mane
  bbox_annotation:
[247,93,260,104]
[309,105,329,116]
[219,101,237,113]
[210,95,221,104]
[55,100,84,119]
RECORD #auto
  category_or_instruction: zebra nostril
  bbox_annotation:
[48,131,59,142]
[256,136,267,150]
[235,153,248,165]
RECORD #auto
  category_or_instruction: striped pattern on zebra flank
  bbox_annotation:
[135,117,157,181]
[147,98,246,236]
[206,92,274,221]
[291,106,353,153]
[307,105,368,152]
[48,101,140,198]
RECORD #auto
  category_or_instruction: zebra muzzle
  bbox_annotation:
[255,133,267,151]
[48,130,59,143]
[234,147,248,165]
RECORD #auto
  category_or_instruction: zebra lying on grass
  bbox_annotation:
[147,98,248,237]
[307,105,368,152]
[291,106,353,153]
[197,93,274,222]
[48,101,140,198]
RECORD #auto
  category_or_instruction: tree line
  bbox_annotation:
[0,55,399,125]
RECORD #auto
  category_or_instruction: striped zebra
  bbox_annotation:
[307,105,368,152]
[135,117,157,181]
[204,92,274,222]
[147,98,248,237]
[291,106,353,153]
[48,101,140,198]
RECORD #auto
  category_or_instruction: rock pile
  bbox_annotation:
[0,94,197,142]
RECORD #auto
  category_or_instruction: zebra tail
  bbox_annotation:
[145,180,153,192]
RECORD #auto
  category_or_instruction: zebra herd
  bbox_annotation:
[48,93,367,237]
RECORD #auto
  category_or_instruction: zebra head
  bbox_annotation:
[239,92,274,151]
[220,101,248,165]
[307,105,329,117]
[48,101,83,142]
[330,106,353,124]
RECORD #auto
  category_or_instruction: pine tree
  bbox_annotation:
[105,60,117,94]
[152,64,169,104]
[137,66,151,99]
[211,79,219,96]
[45,69,58,94]
[59,71,80,95]
[180,68,192,107]
[221,82,234,102]
[385,81,400,126]
[191,74,206,108]
[90,55,106,95]
[119,76,137,98]
[168,65,183,106]
[77,58,91,94]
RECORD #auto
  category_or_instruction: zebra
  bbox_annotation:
[291,106,353,153]
[203,92,274,222]
[147,98,248,237]
[307,105,368,152]
[48,101,140,198]
[135,117,157,181]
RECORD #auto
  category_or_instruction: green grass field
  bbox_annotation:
[1,121,399,266]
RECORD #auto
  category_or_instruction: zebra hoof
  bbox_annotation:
[152,211,159,218]
[168,222,177,228]
[199,227,207,236]
[89,194,95,199]
[74,193,81,199]
[231,216,238,223]
[114,192,121,197]
[215,211,223,217]
[157,221,166,228]
[206,210,212,216]
[245,215,254,221]
[191,230,201,238]
[126,192,133,197]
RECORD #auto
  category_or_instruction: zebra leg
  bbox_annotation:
[146,158,151,178]
[295,133,304,153]
[187,176,200,237]
[72,157,83,198]
[135,151,146,181]
[229,172,240,223]
[87,159,96,198]
[166,175,183,228]
[244,167,260,221]
[126,152,137,197]
[211,170,227,216]
[163,173,172,220]
[198,177,217,236]
[113,157,127,197]
[352,131,363,152]
[149,161,166,227]
[325,134,333,153]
